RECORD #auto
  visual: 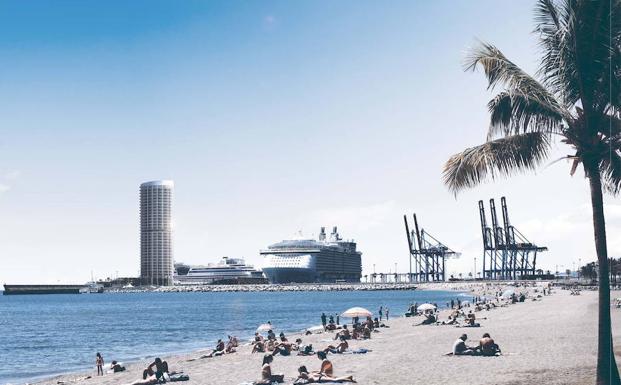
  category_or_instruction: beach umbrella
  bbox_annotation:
[256,323,273,332]
[501,289,515,298]
[341,307,372,318]
[416,303,436,312]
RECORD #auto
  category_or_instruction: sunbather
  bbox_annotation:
[323,336,349,354]
[334,325,351,340]
[452,334,475,356]
[257,354,284,384]
[477,333,501,356]
[142,358,168,380]
[203,339,225,358]
[295,365,356,383]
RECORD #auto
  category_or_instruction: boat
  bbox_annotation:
[175,257,267,284]
[260,226,362,284]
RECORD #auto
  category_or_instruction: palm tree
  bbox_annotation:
[442,1,620,384]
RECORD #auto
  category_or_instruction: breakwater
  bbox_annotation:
[106,283,417,293]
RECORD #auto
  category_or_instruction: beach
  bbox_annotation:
[34,286,621,385]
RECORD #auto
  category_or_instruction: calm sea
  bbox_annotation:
[0,289,466,384]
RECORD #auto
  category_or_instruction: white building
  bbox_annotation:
[140,180,174,286]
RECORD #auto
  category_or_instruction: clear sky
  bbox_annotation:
[0,0,619,284]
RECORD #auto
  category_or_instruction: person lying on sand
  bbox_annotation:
[297,344,314,356]
[323,336,349,354]
[476,333,501,356]
[294,365,356,384]
[256,354,284,384]
[109,360,126,373]
[416,313,437,326]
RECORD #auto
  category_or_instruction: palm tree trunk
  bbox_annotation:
[587,164,621,385]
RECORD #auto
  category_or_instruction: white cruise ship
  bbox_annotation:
[261,227,362,284]
[175,257,266,284]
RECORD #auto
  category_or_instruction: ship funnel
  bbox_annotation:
[319,227,326,241]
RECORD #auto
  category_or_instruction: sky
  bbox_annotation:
[0,0,619,284]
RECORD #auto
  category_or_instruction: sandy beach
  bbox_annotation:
[34,285,621,385]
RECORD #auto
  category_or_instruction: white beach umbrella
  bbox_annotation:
[341,307,372,318]
[417,303,436,312]
[256,323,273,332]
[501,289,515,298]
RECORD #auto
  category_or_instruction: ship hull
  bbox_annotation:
[261,267,317,284]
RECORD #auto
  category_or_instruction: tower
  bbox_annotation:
[140,180,174,286]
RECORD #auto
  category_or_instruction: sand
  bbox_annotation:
[36,287,621,385]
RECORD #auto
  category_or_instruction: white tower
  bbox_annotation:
[140,180,174,286]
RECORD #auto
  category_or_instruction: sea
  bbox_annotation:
[0,289,468,384]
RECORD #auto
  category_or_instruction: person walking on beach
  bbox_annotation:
[95,352,104,376]
[321,313,327,330]
[385,307,389,320]
[336,314,340,325]
[451,299,455,309]
[379,306,383,321]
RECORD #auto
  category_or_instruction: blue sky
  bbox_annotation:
[1,0,618,284]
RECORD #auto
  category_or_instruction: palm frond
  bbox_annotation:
[600,149,621,195]
[443,132,551,194]
[487,90,566,139]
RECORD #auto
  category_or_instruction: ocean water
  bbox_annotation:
[0,289,467,384]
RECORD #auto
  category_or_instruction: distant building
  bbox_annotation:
[140,180,174,286]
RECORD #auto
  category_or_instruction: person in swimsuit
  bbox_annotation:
[203,339,226,358]
[323,336,349,354]
[295,365,356,383]
[95,352,104,376]
[478,333,501,356]
[308,352,355,383]
[272,335,292,356]
[142,357,168,380]
[257,354,284,384]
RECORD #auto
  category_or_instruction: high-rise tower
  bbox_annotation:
[140,180,174,286]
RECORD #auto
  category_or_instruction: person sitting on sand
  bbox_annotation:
[466,311,476,326]
[203,339,226,358]
[109,360,126,373]
[252,340,266,353]
[452,334,475,356]
[323,336,349,354]
[272,335,293,356]
[142,357,168,380]
[477,333,501,356]
[362,326,372,339]
[257,354,284,384]
[334,325,351,340]
[298,343,314,356]
[267,329,276,341]
[294,365,356,384]
[418,313,437,325]
[228,335,239,348]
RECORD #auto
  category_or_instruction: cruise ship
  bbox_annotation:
[175,257,266,284]
[261,227,362,283]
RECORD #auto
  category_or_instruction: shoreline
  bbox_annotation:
[14,282,621,385]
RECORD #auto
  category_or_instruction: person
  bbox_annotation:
[466,311,476,326]
[142,357,168,380]
[336,314,340,325]
[334,324,351,340]
[203,339,225,358]
[451,299,455,309]
[96,352,104,376]
[109,360,125,373]
[295,365,356,384]
[385,307,389,320]
[379,306,383,321]
[272,335,292,356]
[310,351,355,383]
[324,336,348,354]
[452,334,474,356]
[328,315,334,324]
[477,333,501,356]
[257,354,284,384]
[321,313,327,330]
[267,329,276,341]
[418,312,436,325]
